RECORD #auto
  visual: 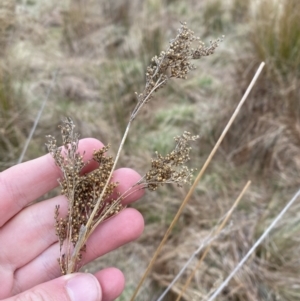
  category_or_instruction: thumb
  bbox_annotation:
[5,273,101,301]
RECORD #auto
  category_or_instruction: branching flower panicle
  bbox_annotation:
[131,22,223,120]
[47,23,220,275]
[138,132,199,191]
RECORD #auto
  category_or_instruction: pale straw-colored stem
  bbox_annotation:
[18,70,58,164]
[174,181,251,301]
[129,62,265,301]
[67,71,167,273]
[67,121,132,273]
[206,186,300,301]
[87,73,167,233]
[131,75,166,120]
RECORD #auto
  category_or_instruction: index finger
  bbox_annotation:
[0,138,103,227]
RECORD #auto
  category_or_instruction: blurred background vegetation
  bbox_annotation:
[1,0,300,300]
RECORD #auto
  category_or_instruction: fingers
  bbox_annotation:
[0,137,145,300]
[12,208,144,293]
[0,167,144,270]
[109,168,145,205]
[7,270,124,301]
[0,195,66,271]
[5,273,102,301]
[95,268,125,301]
[0,138,104,227]
[83,208,144,263]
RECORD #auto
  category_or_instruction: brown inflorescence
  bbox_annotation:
[46,118,123,274]
[131,22,222,120]
[139,131,199,191]
[46,23,220,275]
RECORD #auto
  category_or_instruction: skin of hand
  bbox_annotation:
[0,138,145,301]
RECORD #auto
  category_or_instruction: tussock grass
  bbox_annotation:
[226,0,300,179]
[202,0,227,36]
[0,1,15,55]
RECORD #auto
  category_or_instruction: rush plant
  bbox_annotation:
[46,22,222,275]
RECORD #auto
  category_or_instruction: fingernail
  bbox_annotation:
[66,274,101,301]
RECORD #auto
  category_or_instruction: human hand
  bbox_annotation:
[0,138,144,301]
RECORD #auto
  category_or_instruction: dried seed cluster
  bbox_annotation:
[46,118,123,274]
[131,22,222,119]
[140,131,199,191]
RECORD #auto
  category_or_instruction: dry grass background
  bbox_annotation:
[1,0,300,300]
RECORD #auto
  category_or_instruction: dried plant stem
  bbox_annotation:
[66,225,86,273]
[66,76,167,273]
[131,75,167,119]
[88,122,131,227]
[175,181,251,301]
[17,70,58,164]
[130,62,265,301]
[156,230,221,301]
[156,180,250,301]
[207,186,300,301]
[66,122,132,274]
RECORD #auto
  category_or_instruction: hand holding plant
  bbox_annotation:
[0,138,144,300]
[0,22,222,301]
[45,23,220,277]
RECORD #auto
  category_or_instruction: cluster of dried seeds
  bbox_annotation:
[139,131,199,191]
[46,118,123,274]
[131,22,222,120]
